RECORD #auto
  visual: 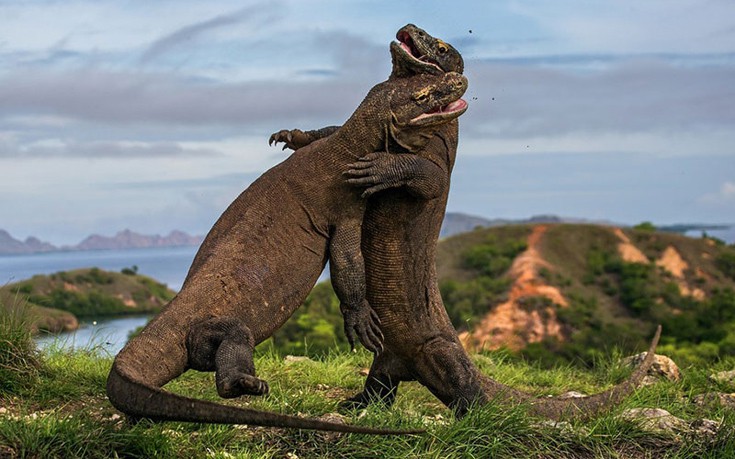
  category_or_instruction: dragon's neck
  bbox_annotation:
[329,94,390,159]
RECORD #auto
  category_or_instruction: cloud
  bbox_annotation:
[1,138,223,159]
[701,181,735,204]
[0,68,373,126]
[139,2,283,64]
[508,0,735,55]
[463,57,735,138]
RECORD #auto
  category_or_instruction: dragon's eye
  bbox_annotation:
[412,88,431,103]
[437,41,449,54]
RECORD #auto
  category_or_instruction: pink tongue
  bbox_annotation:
[400,42,412,54]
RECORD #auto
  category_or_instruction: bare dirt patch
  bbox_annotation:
[656,246,705,300]
[614,228,649,264]
[459,225,568,352]
[656,246,688,279]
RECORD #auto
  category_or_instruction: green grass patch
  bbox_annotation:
[1,343,733,458]
[0,294,41,395]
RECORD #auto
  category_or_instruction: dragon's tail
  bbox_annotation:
[106,365,424,435]
[479,325,662,420]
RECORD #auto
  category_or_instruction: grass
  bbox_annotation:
[1,293,733,458]
[1,333,734,458]
[0,294,41,395]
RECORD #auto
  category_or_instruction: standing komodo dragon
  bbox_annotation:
[106,71,469,434]
[272,24,662,421]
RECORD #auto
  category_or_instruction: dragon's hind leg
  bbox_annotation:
[413,337,486,417]
[187,317,269,398]
[339,348,411,411]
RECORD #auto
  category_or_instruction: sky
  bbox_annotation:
[1,0,734,245]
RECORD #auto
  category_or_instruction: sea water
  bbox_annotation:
[2,245,329,352]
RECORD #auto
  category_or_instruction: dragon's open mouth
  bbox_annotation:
[396,31,442,71]
[410,98,468,126]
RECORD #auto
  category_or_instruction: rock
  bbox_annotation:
[620,408,721,439]
[421,413,449,426]
[621,352,681,386]
[0,445,16,459]
[690,419,721,440]
[316,412,347,442]
[0,407,7,415]
[710,370,735,387]
[359,368,370,377]
[620,408,689,435]
[692,392,735,409]
[558,391,587,399]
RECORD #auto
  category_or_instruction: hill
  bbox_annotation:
[436,223,735,365]
[0,267,174,333]
[276,223,735,365]
[0,230,56,255]
[0,229,203,255]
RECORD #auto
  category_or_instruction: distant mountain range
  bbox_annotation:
[1,213,731,255]
[0,229,204,255]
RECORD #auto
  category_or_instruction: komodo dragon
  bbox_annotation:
[272,24,662,421]
[106,71,469,434]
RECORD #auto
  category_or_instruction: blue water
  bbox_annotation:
[0,246,199,291]
[685,227,735,245]
[2,245,329,352]
[35,314,151,355]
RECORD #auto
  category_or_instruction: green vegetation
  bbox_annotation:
[633,221,657,232]
[0,268,174,334]
[570,234,735,366]
[717,249,735,281]
[0,295,40,395]
[251,224,735,367]
[440,231,527,329]
[4,224,735,457]
[1,325,733,458]
[433,224,735,368]
[262,282,350,356]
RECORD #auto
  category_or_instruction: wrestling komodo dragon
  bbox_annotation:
[106,71,469,434]
[272,24,662,421]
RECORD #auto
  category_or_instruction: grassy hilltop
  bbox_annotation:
[0,267,173,334]
[272,223,735,367]
[436,223,735,366]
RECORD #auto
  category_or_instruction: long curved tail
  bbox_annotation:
[106,365,424,435]
[479,325,662,420]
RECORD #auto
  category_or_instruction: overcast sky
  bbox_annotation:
[1,0,733,245]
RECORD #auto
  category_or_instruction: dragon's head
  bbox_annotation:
[390,24,464,77]
[384,71,468,151]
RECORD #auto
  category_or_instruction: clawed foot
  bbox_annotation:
[337,393,371,413]
[344,152,408,198]
[342,300,384,354]
[268,129,309,151]
[218,374,269,398]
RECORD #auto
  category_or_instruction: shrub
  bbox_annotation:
[633,221,657,232]
[717,250,735,281]
[0,296,41,394]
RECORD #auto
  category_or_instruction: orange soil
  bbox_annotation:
[613,228,649,264]
[459,225,568,352]
[656,246,705,300]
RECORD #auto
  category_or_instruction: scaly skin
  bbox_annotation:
[106,71,468,434]
[274,23,663,421]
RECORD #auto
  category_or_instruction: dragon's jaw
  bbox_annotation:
[394,31,442,72]
[409,98,468,127]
